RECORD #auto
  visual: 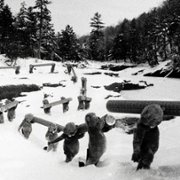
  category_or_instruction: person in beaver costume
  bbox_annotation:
[131,104,163,170]
[43,125,59,152]
[79,112,116,167]
[48,122,87,162]
[18,113,34,139]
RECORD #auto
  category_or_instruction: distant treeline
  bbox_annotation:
[0,0,180,67]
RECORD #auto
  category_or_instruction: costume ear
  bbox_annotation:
[85,115,91,124]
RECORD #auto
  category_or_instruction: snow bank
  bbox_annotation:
[0,55,180,180]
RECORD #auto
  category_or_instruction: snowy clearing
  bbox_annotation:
[0,55,180,180]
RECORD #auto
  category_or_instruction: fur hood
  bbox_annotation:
[139,104,163,127]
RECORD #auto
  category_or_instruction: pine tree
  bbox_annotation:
[0,0,4,10]
[111,19,131,62]
[5,3,37,62]
[129,18,141,63]
[12,2,31,58]
[88,12,105,61]
[0,4,14,54]
[56,25,81,61]
[34,0,55,59]
[26,6,38,57]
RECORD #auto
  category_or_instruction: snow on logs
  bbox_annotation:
[0,66,20,74]
[29,63,55,73]
[65,64,78,83]
[42,96,72,113]
[77,77,92,110]
[0,99,19,123]
[18,113,64,139]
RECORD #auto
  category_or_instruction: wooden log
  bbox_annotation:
[106,100,180,116]
[66,64,72,74]
[0,66,20,74]
[33,116,64,131]
[81,77,87,96]
[42,98,72,109]
[71,67,77,83]
[19,114,64,139]
[77,96,92,110]
[42,99,51,113]
[61,97,70,113]
[29,63,56,73]
[15,66,20,74]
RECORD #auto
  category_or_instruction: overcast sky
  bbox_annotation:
[5,0,165,36]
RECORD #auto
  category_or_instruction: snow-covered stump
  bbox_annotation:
[78,77,92,110]
[5,99,17,122]
[77,95,92,110]
[71,76,77,83]
[84,97,92,110]
[29,63,56,73]
[66,64,77,83]
[66,64,72,74]
[50,63,55,73]
[61,97,70,113]
[15,66,20,74]
[42,98,51,113]
[78,78,92,110]
[0,100,19,122]
[81,77,87,96]
[71,67,78,83]
[77,96,85,110]
[42,97,72,113]
[0,66,20,74]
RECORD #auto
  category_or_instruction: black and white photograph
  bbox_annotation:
[0,0,180,179]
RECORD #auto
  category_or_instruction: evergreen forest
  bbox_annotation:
[0,0,180,68]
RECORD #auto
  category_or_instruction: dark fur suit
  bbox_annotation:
[45,125,59,151]
[18,113,34,139]
[132,104,163,170]
[49,122,87,162]
[84,113,115,166]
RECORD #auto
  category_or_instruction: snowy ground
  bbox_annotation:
[0,55,180,180]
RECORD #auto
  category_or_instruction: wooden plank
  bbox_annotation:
[30,63,55,67]
[33,116,64,131]
[71,67,77,77]
[43,98,72,109]
[0,66,19,69]
[78,96,91,101]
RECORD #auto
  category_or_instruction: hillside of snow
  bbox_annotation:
[0,55,180,180]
